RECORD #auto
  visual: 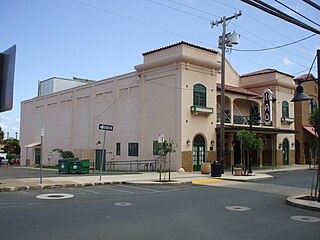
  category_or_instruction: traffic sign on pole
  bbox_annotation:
[99,124,113,131]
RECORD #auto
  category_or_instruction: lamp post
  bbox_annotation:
[245,101,263,175]
[291,49,320,202]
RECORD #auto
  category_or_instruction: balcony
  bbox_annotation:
[234,115,261,125]
[191,106,213,115]
[281,116,294,124]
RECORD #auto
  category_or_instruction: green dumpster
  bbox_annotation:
[58,159,71,174]
[70,160,81,173]
[80,159,90,174]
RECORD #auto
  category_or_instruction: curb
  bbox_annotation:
[286,195,320,212]
[0,180,191,192]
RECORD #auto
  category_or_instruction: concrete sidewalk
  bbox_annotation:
[0,164,318,211]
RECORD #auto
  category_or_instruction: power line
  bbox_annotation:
[209,0,316,55]
[275,0,320,28]
[303,0,320,11]
[152,0,315,67]
[71,0,316,76]
[95,75,139,119]
[146,0,212,21]
[232,34,317,52]
[71,0,208,46]
[241,0,320,34]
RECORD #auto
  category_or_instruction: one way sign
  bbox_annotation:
[99,124,113,131]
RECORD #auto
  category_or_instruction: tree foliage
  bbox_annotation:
[236,130,263,174]
[3,138,20,155]
[53,148,74,158]
[0,126,4,142]
[155,139,178,156]
[236,130,262,152]
[309,108,320,132]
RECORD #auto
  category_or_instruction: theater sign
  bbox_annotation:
[263,89,273,125]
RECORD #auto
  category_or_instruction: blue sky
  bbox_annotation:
[0,0,319,139]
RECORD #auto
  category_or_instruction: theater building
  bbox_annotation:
[20,42,297,171]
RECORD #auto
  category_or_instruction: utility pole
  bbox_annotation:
[211,12,241,171]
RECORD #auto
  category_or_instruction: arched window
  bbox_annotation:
[193,84,206,107]
[282,101,289,117]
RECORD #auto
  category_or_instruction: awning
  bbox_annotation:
[216,124,298,134]
[303,126,318,137]
[25,142,41,148]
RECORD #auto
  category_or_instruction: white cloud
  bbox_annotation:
[0,114,20,139]
[279,3,306,17]
[185,0,193,6]
[282,57,293,66]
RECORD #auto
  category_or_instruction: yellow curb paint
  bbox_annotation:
[192,179,223,184]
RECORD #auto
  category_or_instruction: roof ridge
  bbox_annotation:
[142,41,218,56]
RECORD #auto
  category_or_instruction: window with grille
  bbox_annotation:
[308,98,317,114]
[128,143,138,157]
[193,84,206,107]
[282,101,289,117]
[116,143,121,156]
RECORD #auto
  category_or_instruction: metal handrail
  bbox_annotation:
[105,159,159,172]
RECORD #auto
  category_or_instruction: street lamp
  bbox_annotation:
[291,49,320,202]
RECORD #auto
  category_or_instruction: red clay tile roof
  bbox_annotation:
[217,83,260,97]
[240,68,293,78]
[142,41,218,56]
[294,74,315,81]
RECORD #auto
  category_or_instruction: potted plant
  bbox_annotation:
[201,162,211,174]
[233,164,243,176]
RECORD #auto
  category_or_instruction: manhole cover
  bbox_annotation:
[225,206,251,211]
[36,193,74,200]
[114,202,133,207]
[291,216,320,223]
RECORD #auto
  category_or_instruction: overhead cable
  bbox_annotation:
[241,0,320,34]
[275,0,320,27]
[232,34,317,52]
[302,0,320,11]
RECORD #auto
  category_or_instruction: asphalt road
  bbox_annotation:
[0,170,319,240]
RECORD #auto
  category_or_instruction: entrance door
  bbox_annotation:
[95,149,106,171]
[35,148,41,165]
[282,139,289,165]
[233,139,241,165]
[295,140,300,164]
[193,135,205,171]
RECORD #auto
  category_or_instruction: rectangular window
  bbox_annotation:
[153,140,161,155]
[116,142,121,156]
[128,143,138,157]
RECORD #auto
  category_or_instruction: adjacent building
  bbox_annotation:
[294,74,317,164]
[20,42,297,171]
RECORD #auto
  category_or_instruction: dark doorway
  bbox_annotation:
[193,135,205,171]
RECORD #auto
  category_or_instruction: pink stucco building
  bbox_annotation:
[20,42,297,171]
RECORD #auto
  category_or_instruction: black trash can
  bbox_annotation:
[211,161,222,177]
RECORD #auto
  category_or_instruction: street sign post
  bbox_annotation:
[99,124,113,131]
[40,127,45,184]
[98,124,113,181]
